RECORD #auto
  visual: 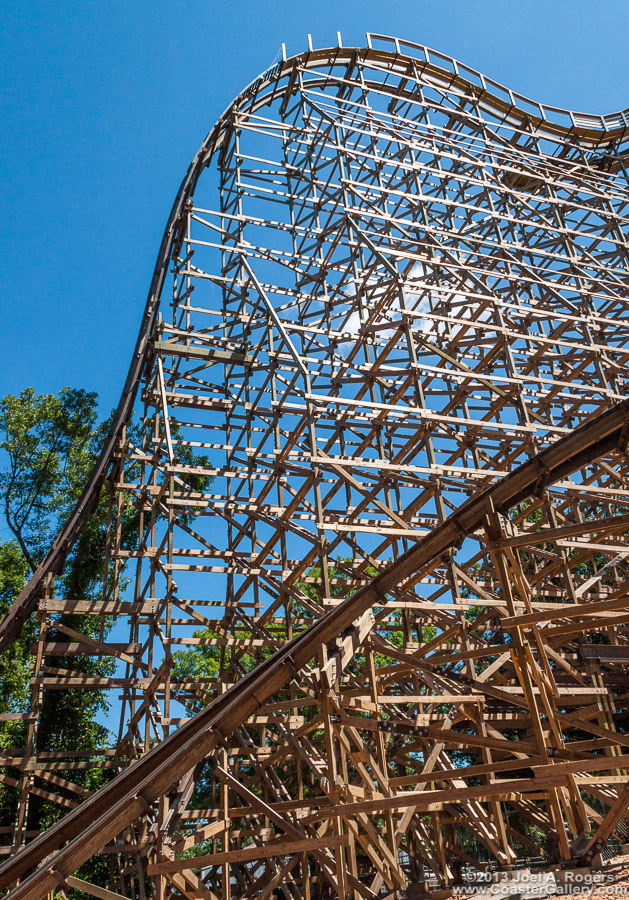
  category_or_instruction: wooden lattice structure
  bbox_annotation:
[3,33,629,900]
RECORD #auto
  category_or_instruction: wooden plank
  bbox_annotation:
[146,835,349,873]
[65,877,130,900]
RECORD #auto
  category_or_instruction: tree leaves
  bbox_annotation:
[0,387,102,571]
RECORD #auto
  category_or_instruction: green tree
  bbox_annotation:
[0,387,103,571]
[0,388,121,847]
[0,541,32,740]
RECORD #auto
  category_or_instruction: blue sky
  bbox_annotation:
[1,0,629,415]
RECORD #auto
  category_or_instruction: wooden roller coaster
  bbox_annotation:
[3,33,629,900]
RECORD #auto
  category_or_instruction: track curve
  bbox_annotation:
[3,35,629,656]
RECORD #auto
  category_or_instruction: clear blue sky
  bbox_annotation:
[2,0,628,415]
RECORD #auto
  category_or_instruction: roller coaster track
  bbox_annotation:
[3,33,629,900]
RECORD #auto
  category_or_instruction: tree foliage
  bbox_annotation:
[0,388,120,843]
[0,388,104,571]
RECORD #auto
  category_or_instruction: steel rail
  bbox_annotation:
[1,39,628,658]
[1,396,627,899]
